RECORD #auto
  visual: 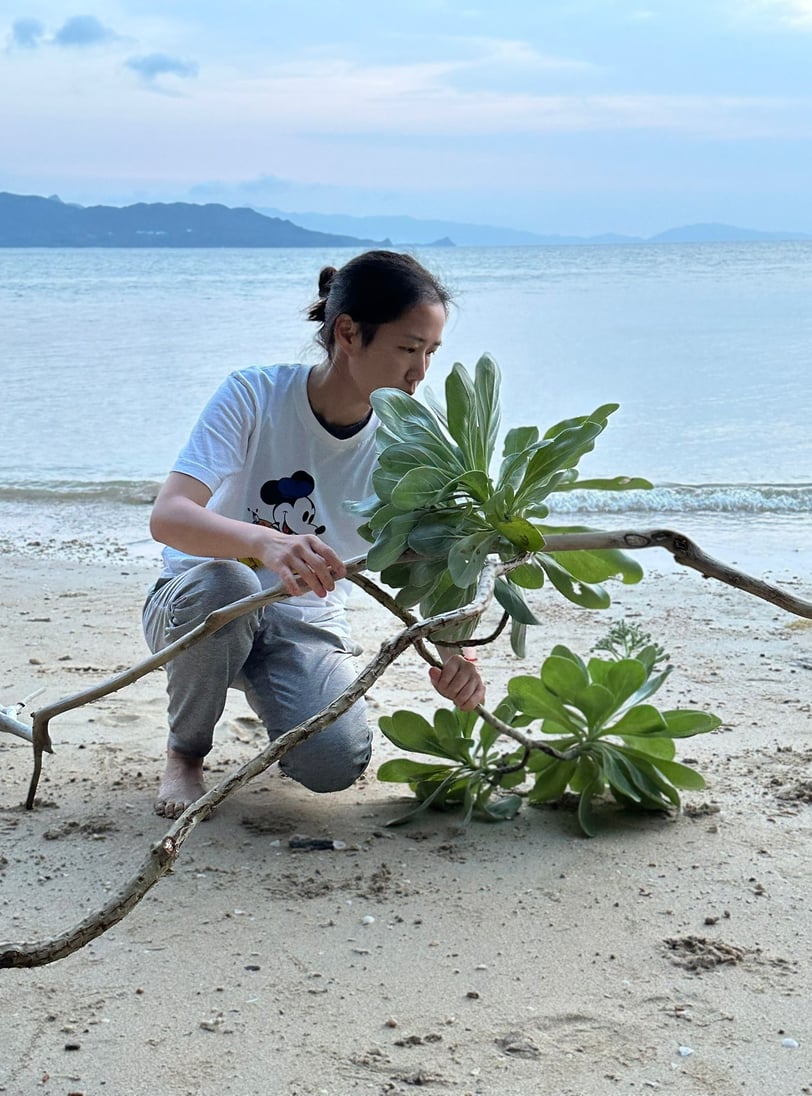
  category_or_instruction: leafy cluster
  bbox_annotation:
[378,629,720,836]
[349,355,650,654]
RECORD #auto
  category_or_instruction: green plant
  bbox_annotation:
[348,355,651,655]
[378,630,720,836]
[592,619,669,668]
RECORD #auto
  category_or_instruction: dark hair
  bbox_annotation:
[306,250,451,357]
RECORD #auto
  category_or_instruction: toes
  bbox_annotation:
[154,798,187,819]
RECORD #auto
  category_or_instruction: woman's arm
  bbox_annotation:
[150,472,345,598]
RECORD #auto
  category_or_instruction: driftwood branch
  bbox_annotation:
[5,528,810,805]
[1,708,33,744]
[0,559,507,968]
[540,528,812,619]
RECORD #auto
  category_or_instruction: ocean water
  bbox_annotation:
[1,244,810,581]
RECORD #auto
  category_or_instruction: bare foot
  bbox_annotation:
[155,749,206,819]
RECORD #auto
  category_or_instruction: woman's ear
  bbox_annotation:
[333,313,360,355]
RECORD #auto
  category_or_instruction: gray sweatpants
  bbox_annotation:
[142,559,372,792]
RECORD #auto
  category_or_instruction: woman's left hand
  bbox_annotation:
[428,654,485,712]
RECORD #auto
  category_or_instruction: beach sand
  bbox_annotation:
[1,547,811,1096]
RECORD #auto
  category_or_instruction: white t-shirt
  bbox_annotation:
[160,364,379,637]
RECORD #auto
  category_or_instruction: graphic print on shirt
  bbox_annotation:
[252,469,326,536]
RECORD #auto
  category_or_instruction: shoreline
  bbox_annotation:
[1,493,810,585]
[2,551,811,1095]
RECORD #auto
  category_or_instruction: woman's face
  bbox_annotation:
[342,301,447,403]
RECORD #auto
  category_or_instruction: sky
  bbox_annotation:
[1,0,811,235]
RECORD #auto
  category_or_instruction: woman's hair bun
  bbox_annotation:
[318,266,337,299]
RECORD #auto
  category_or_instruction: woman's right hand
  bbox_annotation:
[150,472,345,598]
[254,528,346,598]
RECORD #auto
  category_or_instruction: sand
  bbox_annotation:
[1,547,811,1096]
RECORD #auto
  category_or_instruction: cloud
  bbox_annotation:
[213,57,811,141]
[752,0,812,25]
[125,53,199,83]
[8,17,46,49]
[53,15,117,48]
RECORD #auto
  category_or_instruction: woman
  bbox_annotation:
[144,250,485,819]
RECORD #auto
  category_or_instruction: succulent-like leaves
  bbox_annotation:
[351,360,648,655]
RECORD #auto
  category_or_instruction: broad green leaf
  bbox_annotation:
[528,758,577,803]
[445,362,479,462]
[617,735,675,760]
[603,750,672,810]
[541,653,590,698]
[507,562,545,589]
[474,353,501,468]
[369,502,399,535]
[621,756,681,808]
[366,513,418,571]
[497,449,532,493]
[648,757,706,791]
[502,425,539,457]
[545,546,644,586]
[379,560,415,588]
[577,773,602,837]
[543,403,618,440]
[508,675,576,727]
[624,666,674,707]
[379,711,441,756]
[599,748,643,804]
[448,530,498,586]
[513,420,605,509]
[370,408,460,467]
[538,555,611,609]
[390,465,453,510]
[407,512,478,557]
[422,385,449,427]
[493,576,542,625]
[483,484,518,523]
[549,644,588,672]
[371,387,453,446]
[553,475,653,492]
[608,704,668,737]
[385,769,466,825]
[576,683,617,729]
[371,465,401,503]
[455,469,493,503]
[377,758,453,783]
[379,440,464,477]
[606,659,648,706]
[495,518,544,552]
[510,618,527,659]
[481,794,522,821]
[661,710,722,738]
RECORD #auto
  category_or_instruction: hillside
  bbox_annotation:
[256,207,811,247]
[0,193,384,248]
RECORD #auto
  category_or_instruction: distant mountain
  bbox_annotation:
[254,208,577,247]
[256,208,811,247]
[3,193,809,249]
[0,193,384,248]
[648,222,812,243]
